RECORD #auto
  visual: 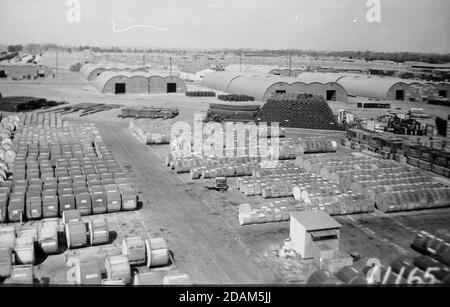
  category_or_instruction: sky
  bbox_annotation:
[0,0,449,53]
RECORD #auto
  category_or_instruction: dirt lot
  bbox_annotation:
[1,66,450,285]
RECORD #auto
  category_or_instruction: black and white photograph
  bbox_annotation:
[0,0,449,294]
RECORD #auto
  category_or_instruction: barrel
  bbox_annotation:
[122,236,146,266]
[75,193,92,216]
[62,209,81,225]
[38,224,59,254]
[307,269,344,285]
[59,194,75,216]
[74,259,102,285]
[105,255,131,285]
[14,236,35,265]
[335,266,367,284]
[121,187,137,211]
[91,191,107,214]
[145,238,170,268]
[106,189,122,213]
[390,256,424,283]
[0,225,16,249]
[0,247,12,278]
[88,217,109,246]
[133,272,158,285]
[4,265,34,285]
[162,273,192,285]
[65,221,88,249]
[413,255,450,282]
[101,278,126,285]
[42,194,59,218]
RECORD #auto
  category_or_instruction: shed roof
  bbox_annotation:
[290,210,341,231]
[227,76,290,101]
[201,71,247,92]
[336,75,408,100]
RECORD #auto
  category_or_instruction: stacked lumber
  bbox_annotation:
[204,104,260,122]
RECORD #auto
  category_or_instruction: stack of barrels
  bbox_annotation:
[411,231,450,266]
[0,115,138,224]
[64,210,110,249]
[121,236,170,269]
[129,119,175,145]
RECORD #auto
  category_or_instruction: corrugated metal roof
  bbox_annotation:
[201,71,247,92]
[337,75,407,100]
[291,210,341,231]
[227,76,290,101]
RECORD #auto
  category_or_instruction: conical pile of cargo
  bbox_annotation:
[256,93,339,130]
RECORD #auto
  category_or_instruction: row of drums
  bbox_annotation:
[0,220,60,272]
[364,182,442,202]
[375,188,450,213]
[411,230,450,265]
[67,236,170,285]
[171,155,263,174]
[0,115,20,175]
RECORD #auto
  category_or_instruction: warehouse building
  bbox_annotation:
[289,73,349,102]
[93,71,186,94]
[180,68,214,82]
[201,72,247,92]
[0,64,53,80]
[202,72,348,102]
[227,76,292,102]
[294,72,450,101]
[335,75,450,101]
[79,64,130,81]
[226,64,303,77]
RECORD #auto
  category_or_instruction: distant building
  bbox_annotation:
[93,71,186,94]
[0,64,53,80]
[202,71,348,102]
[179,68,214,82]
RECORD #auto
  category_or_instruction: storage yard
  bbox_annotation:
[0,50,449,286]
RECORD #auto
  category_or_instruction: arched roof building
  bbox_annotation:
[93,71,186,94]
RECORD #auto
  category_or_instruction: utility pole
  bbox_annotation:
[239,53,242,72]
[143,52,145,67]
[55,49,59,77]
[170,56,172,77]
[289,54,292,77]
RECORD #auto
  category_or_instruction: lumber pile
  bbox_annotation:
[120,107,178,119]
[204,104,260,122]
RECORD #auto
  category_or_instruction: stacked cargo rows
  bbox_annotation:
[0,214,178,285]
[0,113,137,223]
[166,137,337,179]
[0,115,20,182]
[308,231,450,285]
[298,154,450,213]
[129,119,175,145]
[406,145,450,178]
[237,156,376,225]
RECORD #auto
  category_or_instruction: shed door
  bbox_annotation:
[167,83,177,93]
[0,70,6,78]
[115,83,126,94]
[396,90,404,101]
[326,90,336,101]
